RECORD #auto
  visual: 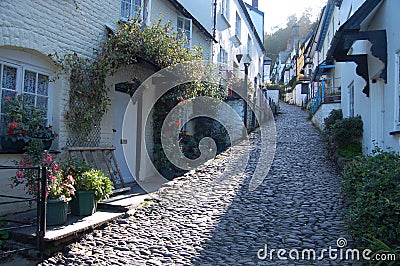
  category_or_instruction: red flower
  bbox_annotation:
[173,121,180,126]
[5,96,11,101]
[8,129,14,135]
[8,122,18,129]
[22,130,27,136]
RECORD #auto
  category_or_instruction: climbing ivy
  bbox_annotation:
[54,17,222,143]
[55,17,226,175]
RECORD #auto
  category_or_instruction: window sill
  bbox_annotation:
[0,149,61,155]
[234,35,242,45]
[221,14,231,27]
[389,130,400,136]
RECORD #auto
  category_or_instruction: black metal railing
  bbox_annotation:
[0,166,46,256]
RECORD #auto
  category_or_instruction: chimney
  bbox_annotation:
[252,0,258,9]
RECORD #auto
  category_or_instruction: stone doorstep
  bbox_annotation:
[9,192,152,248]
[98,194,150,212]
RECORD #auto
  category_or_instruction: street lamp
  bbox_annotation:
[236,54,251,129]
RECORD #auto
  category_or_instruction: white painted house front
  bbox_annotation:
[330,0,400,153]
[176,0,265,90]
[0,0,217,193]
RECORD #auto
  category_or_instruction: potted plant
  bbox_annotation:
[1,121,29,152]
[44,153,75,225]
[70,169,113,216]
[30,125,58,150]
[1,95,30,152]
[1,94,57,152]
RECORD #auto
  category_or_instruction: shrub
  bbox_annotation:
[323,109,343,135]
[343,148,400,250]
[331,116,363,148]
[338,142,362,160]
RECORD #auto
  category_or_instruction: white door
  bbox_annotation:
[112,91,137,183]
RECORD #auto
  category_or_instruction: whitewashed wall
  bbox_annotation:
[0,0,120,152]
[150,0,213,59]
[339,0,400,153]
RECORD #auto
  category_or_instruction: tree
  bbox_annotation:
[264,9,316,66]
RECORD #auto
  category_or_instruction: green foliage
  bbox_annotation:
[331,116,363,148]
[0,218,9,248]
[55,17,225,176]
[338,142,362,160]
[55,53,109,144]
[323,110,363,163]
[323,109,343,136]
[63,159,90,179]
[343,148,400,250]
[365,237,400,265]
[10,139,46,196]
[76,170,113,201]
[102,19,203,70]
[264,10,316,65]
[2,94,54,143]
[55,17,221,147]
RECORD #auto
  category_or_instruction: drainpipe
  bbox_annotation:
[212,0,217,39]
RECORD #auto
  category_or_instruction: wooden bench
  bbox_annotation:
[62,147,129,193]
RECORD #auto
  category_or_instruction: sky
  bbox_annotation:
[244,0,328,33]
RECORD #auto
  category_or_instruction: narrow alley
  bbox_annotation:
[42,103,351,265]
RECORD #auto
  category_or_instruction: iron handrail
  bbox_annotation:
[0,165,47,256]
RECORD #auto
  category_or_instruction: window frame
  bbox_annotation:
[219,47,228,65]
[348,81,354,118]
[235,12,241,41]
[221,0,230,22]
[0,59,53,134]
[247,35,252,56]
[177,16,193,49]
[120,0,144,21]
[397,53,400,126]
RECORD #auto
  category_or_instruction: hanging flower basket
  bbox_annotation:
[0,136,26,153]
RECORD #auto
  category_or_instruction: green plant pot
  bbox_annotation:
[70,190,96,216]
[46,199,68,226]
[0,136,26,153]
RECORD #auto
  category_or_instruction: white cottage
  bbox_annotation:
[0,0,216,192]
[329,0,400,153]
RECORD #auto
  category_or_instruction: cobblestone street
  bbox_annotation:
[42,103,351,265]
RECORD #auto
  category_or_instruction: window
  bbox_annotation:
[120,0,142,21]
[219,47,228,65]
[348,81,354,117]
[247,35,252,55]
[397,54,400,124]
[177,16,192,49]
[235,12,241,40]
[221,0,230,20]
[0,61,51,134]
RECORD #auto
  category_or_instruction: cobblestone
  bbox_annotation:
[40,103,352,265]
